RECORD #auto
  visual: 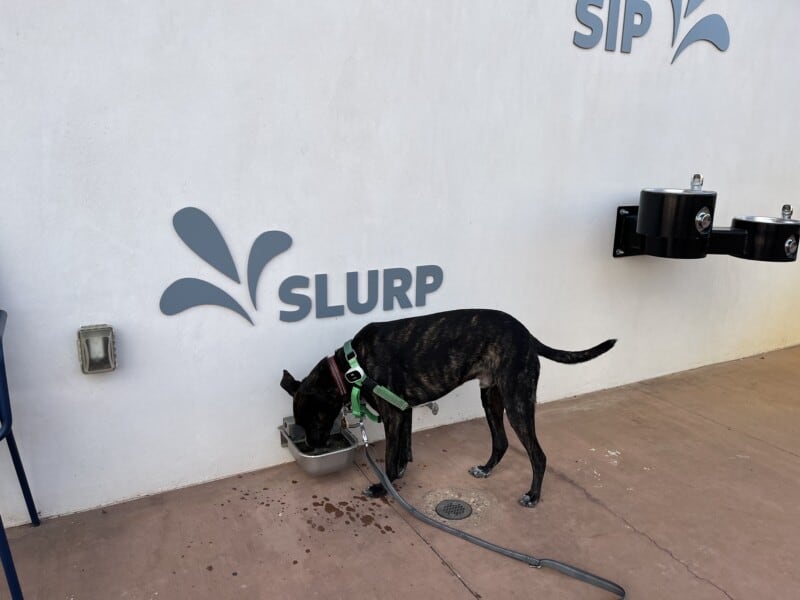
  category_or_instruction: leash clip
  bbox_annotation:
[358,420,369,446]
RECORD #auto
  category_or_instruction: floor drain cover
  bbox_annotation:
[435,499,472,520]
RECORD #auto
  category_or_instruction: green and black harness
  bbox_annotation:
[326,339,409,423]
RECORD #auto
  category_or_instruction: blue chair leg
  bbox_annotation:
[0,514,24,600]
[5,433,39,527]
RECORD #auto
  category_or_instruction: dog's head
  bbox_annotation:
[281,359,343,449]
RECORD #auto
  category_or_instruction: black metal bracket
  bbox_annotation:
[613,206,643,258]
[613,205,748,259]
[707,227,748,256]
[613,204,799,262]
[613,177,799,262]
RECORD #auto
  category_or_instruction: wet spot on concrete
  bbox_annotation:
[324,503,344,517]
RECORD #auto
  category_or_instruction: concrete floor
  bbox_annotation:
[4,346,800,600]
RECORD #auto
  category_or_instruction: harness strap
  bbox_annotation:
[342,339,409,422]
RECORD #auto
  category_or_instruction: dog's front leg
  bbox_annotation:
[364,409,408,498]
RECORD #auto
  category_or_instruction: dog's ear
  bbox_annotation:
[281,370,301,396]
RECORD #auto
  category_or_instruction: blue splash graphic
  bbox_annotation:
[160,278,253,324]
[670,0,730,64]
[173,207,240,283]
[161,207,293,325]
[247,231,293,310]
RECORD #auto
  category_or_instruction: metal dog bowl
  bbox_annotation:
[279,416,359,476]
[728,215,800,261]
[636,180,718,259]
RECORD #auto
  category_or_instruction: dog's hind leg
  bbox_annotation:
[469,387,508,479]
[505,390,547,507]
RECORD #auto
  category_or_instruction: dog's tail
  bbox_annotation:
[534,338,616,364]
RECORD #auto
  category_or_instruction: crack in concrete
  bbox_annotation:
[391,509,484,600]
[354,459,483,599]
[548,465,735,600]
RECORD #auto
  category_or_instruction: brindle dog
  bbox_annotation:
[280,309,615,507]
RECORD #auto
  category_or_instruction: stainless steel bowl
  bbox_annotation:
[279,417,359,476]
[730,215,800,261]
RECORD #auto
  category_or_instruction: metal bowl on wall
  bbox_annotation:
[729,215,800,262]
[636,176,717,259]
[614,176,799,264]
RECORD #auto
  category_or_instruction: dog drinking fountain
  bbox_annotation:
[614,174,800,262]
[279,415,360,476]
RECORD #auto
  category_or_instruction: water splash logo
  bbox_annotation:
[573,0,730,62]
[670,0,730,63]
[159,207,292,325]
[160,208,445,324]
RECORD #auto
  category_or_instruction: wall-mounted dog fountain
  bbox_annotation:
[613,174,799,262]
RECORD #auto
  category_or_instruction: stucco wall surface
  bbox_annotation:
[1,1,798,524]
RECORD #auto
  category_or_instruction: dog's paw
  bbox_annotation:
[518,493,539,508]
[364,483,387,498]
[468,465,491,479]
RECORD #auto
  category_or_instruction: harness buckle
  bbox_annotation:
[344,366,365,384]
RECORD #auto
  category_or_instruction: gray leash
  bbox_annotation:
[357,422,626,599]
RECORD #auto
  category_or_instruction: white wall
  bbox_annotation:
[1,1,798,525]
